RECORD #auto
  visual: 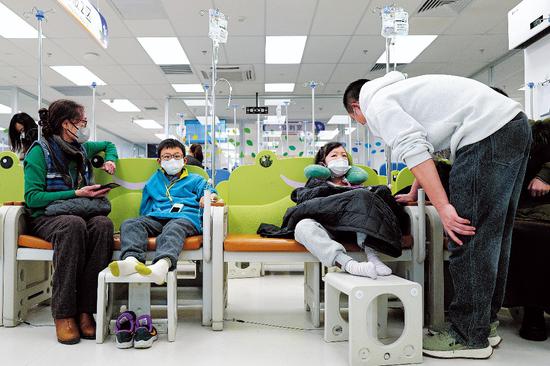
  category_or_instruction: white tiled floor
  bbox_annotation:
[1,273,549,366]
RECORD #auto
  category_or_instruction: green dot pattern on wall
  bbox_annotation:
[229,138,234,143]
[288,145,296,151]
[251,152,256,158]
[236,142,241,146]
[240,151,245,158]
[298,151,304,157]
[283,152,288,157]
[244,127,251,134]
[246,139,254,146]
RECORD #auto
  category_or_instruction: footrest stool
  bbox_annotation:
[323,272,423,366]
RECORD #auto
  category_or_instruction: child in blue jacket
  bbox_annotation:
[109,139,216,284]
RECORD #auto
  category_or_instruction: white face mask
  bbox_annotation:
[161,158,185,176]
[327,158,350,177]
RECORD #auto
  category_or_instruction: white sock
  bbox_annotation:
[365,247,392,276]
[136,257,171,285]
[109,256,140,277]
[344,260,377,279]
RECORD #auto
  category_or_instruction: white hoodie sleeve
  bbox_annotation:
[371,104,434,169]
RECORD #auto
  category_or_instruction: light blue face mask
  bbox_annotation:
[161,158,185,175]
[68,123,90,144]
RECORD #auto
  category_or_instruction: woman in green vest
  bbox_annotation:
[24,99,118,345]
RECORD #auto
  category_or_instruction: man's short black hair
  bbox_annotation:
[157,138,186,157]
[343,79,370,113]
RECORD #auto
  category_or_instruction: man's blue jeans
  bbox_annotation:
[448,112,531,348]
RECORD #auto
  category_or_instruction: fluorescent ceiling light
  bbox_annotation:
[0,103,12,114]
[137,37,190,65]
[172,84,204,93]
[265,83,295,92]
[314,141,326,148]
[155,133,177,140]
[518,85,526,91]
[318,129,339,140]
[184,100,207,107]
[264,99,291,106]
[376,35,438,64]
[196,116,220,125]
[51,66,106,86]
[102,99,140,112]
[134,119,162,129]
[327,115,351,125]
[265,36,307,64]
[0,3,43,38]
[345,127,356,135]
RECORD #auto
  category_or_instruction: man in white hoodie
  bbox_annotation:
[343,72,531,359]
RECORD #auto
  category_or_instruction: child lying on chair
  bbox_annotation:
[295,142,393,279]
[109,139,216,284]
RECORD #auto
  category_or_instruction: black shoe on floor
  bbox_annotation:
[519,307,547,342]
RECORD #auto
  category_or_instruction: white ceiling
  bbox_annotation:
[0,0,524,143]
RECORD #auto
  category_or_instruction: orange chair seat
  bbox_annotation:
[18,234,203,251]
[224,234,413,252]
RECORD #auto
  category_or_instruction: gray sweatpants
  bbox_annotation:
[294,218,356,267]
[120,216,198,270]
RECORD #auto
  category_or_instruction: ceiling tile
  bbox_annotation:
[301,36,350,63]
[180,37,228,65]
[340,36,385,64]
[163,0,214,37]
[213,0,265,36]
[310,0,370,36]
[123,19,176,37]
[106,38,154,65]
[266,0,317,35]
[329,63,370,83]
[297,64,336,84]
[224,36,265,64]
[124,65,167,84]
[265,65,300,83]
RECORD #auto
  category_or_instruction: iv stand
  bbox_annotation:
[91,82,97,141]
[36,9,45,141]
[384,37,393,187]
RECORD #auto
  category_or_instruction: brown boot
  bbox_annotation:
[79,313,96,340]
[55,318,80,345]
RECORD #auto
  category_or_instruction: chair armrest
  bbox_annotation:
[3,205,29,263]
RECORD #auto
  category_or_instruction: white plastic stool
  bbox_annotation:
[323,272,423,366]
[96,268,177,343]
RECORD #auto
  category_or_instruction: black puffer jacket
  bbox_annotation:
[258,179,406,257]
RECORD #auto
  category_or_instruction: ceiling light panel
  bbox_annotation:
[265,83,295,92]
[376,35,438,64]
[51,66,106,86]
[0,103,12,114]
[265,36,307,64]
[102,99,140,112]
[172,84,204,93]
[264,99,291,106]
[135,119,162,129]
[137,37,190,64]
[0,3,42,38]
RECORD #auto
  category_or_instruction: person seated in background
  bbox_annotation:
[185,143,204,168]
[25,99,118,345]
[504,117,550,342]
[9,112,38,158]
[295,143,395,278]
[110,139,216,285]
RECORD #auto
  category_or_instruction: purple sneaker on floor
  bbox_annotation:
[115,311,136,349]
[134,315,158,349]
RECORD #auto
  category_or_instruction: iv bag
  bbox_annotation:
[381,6,409,38]
[209,9,228,44]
